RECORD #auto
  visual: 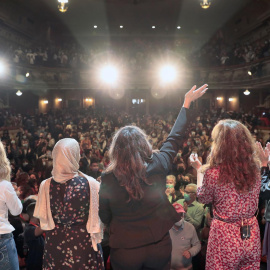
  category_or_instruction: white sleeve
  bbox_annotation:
[4,182,22,216]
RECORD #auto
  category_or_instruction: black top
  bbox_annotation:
[99,107,188,248]
[260,166,270,221]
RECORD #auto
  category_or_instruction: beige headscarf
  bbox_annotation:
[34,138,103,251]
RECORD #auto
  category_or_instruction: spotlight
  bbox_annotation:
[248,71,252,76]
[43,100,48,104]
[152,26,156,29]
[57,98,62,101]
[159,65,177,84]
[99,65,119,85]
[16,90,22,96]
[94,25,97,29]
[216,97,222,100]
[26,72,30,77]
[244,90,250,95]
[120,25,123,29]
[0,61,6,76]
[228,98,234,102]
[177,26,181,29]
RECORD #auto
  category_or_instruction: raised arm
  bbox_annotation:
[158,84,208,173]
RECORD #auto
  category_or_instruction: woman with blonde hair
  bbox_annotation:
[99,84,208,270]
[190,119,262,269]
[0,140,22,270]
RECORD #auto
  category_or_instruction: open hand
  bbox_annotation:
[256,142,270,167]
[183,84,208,109]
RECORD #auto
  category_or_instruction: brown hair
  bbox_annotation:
[106,126,152,201]
[202,119,260,193]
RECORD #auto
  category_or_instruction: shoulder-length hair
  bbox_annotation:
[202,119,260,193]
[106,126,153,201]
[0,140,11,181]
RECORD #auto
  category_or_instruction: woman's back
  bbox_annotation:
[197,167,260,222]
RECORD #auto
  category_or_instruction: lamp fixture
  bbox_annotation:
[200,0,211,9]
[244,89,250,95]
[216,97,222,101]
[16,90,22,96]
[58,0,69,13]
[43,100,49,104]
[57,98,62,101]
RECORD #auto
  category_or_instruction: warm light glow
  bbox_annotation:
[16,90,22,96]
[89,98,93,102]
[244,90,250,95]
[58,0,68,12]
[228,98,234,102]
[159,65,177,84]
[43,100,49,104]
[99,65,119,85]
[26,72,30,77]
[216,97,222,100]
[200,0,211,9]
[57,98,62,101]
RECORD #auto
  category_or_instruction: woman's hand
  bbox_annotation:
[189,153,202,171]
[183,84,208,109]
[256,141,270,167]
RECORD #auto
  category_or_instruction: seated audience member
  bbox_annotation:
[166,175,183,203]
[170,203,201,270]
[177,184,205,233]
[24,202,45,270]
[87,158,101,179]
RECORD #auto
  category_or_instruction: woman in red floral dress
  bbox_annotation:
[191,119,261,270]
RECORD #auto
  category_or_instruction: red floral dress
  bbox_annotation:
[197,167,261,270]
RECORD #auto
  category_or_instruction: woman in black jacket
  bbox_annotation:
[99,84,208,270]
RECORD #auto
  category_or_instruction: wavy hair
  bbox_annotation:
[0,140,11,181]
[202,119,260,193]
[106,126,153,201]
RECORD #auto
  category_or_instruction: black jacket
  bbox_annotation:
[260,166,270,221]
[99,107,188,248]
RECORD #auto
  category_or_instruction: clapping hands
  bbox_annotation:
[256,142,270,167]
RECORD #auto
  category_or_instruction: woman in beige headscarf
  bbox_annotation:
[34,138,104,270]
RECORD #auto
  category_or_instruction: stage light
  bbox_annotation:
[26,72,30,77]
[43,100,48,104]
[99,65,119,85]
[177,26,181,29]
[216,97,222,100]
[120,25,123,29]
[244,89,250,95]
[94,25,97,29]
[159,65,177,84]
[58,0,68,12]
[16,90,22,96]
[248,71,252,76]
[57,98,62,101]
[228,98,234,102]
[152,26,156,29]
[0,61,6,76]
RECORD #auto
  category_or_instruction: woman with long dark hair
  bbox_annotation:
[99,84,208,270]
[190,119,262,269]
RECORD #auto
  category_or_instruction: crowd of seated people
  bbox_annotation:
[0,104,269,269]
[1,34,270,71]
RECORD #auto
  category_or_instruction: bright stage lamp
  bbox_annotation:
[0,61,6,76]
[16,90,22,96]
[159,65,177,84]
[99,65,119,85]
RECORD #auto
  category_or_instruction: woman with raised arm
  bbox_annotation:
[190,120,263,270]
[99,84,208,270]
[0,140,22,270]
[34,138,104,270]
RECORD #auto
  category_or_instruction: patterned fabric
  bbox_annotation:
[42,176,104,270]
[197,167,261,270]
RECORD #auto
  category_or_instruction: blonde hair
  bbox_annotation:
[202,119,260,193]
[0,140,11,181]
[166,175,176,184]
